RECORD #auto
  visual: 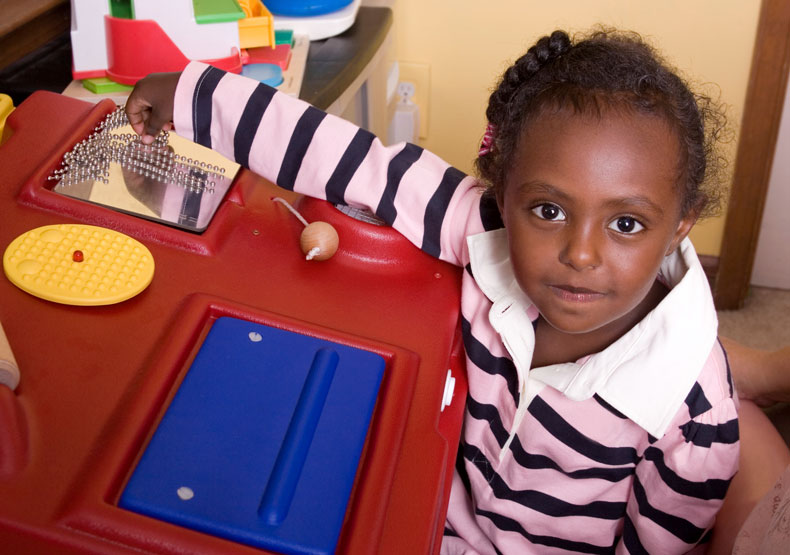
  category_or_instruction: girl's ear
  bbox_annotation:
[666,211,699,256]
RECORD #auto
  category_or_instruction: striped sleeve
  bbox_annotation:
[617,348,739,554]
[172,62,489,266]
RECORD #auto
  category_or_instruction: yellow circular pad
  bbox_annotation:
[3,224,154,306]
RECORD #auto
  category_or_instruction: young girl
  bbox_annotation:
[126,29,738,553]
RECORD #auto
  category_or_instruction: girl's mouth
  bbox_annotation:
[548,284,606,303]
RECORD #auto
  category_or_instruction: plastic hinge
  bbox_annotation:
[441,369,455,412]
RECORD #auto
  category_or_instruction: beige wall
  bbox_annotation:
[387,0,761,256]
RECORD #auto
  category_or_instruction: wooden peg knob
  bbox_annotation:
[300,221,339,261]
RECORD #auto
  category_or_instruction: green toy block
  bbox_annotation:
[275,29,295,47]
[193,0,245,23]
[109,0,134,19]
[82,77,134,94]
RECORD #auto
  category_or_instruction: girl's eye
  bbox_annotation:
[531,203,566,221]
[609,216,644,234]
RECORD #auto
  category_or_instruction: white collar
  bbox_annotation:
[467,229,718,443]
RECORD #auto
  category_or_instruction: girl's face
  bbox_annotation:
[498,108,697,343]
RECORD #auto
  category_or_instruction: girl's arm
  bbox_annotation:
[616,359,739,553]
[161,61,499,267]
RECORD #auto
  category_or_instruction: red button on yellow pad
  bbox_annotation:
[3,224,154,305]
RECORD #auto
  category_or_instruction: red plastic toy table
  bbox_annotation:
[0,91,467,554]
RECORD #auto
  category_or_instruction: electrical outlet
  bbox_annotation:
[397,81,416,101]
[398,62,430,139]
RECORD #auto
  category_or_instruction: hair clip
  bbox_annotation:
[478,122,496,157]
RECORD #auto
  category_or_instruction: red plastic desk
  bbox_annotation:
[0,91,467,555]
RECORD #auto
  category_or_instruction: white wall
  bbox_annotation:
[751,75,790,290]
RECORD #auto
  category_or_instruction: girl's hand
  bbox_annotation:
[124,72,181,144]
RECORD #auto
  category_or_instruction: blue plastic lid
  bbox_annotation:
[241,63,284,88]
[265,0,352,17]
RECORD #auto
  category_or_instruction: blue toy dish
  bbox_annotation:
[265,0,352,17]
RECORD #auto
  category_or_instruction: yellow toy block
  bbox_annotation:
[0,94,14,146]
[237,0,275,49]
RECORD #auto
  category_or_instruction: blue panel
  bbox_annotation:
[120,317,385,554]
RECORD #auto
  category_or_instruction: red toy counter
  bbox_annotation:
[0,91,467,554]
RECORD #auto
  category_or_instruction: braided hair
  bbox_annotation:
[475,28,727,219]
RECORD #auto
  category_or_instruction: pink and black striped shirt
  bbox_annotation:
[171,62,739,554]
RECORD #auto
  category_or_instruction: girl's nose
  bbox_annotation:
[559,225,602,270]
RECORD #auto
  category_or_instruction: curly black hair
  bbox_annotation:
[475,28,728,219]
